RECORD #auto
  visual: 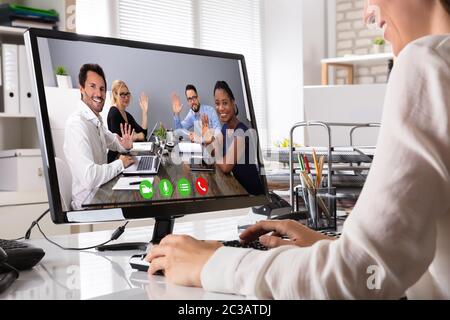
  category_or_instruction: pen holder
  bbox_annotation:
[300,187,337,231]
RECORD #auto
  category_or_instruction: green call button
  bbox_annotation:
[177,178,191,197]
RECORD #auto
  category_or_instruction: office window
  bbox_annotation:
[118,0,268,147]
[118,0,194,47]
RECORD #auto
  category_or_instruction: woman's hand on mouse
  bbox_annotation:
[145,234,222,287]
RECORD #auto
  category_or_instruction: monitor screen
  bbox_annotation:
[24,29,268,233]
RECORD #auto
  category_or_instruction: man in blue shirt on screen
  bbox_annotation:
[171,84,220,142]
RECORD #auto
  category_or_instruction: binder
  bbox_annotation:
[1,43,19,114]
[0,49,3,112]
[18,45,34,116]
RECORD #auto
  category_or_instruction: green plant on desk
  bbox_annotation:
[154,122,167,141]
[274,138,302,148]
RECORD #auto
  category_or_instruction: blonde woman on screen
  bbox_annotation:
[107,80,149,163]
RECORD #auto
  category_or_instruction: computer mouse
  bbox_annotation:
[129,254,164,276]
[129,254,149,272]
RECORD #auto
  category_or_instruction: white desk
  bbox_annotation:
[1,212,258,300]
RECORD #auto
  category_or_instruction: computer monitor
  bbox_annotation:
[24,28,269,243]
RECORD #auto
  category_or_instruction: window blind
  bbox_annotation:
[117,0,267,146]
[198,0,267,146]
[118,0,194,47]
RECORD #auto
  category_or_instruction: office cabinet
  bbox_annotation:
[0,26,50,237]
[0,149,45,191]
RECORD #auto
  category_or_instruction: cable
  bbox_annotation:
[25,208,50,240]
[10,207,129,251]
[5,208,50,241]
[35,220,129,251]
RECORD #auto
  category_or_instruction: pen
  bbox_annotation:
[129,181,143,185]
[298,154,305,171]
[303,154,310,174]
[317,155,325,188]
[312,149,319,188]
[300,171,314,190]
[301,171,317,226]
[299,171,312,221]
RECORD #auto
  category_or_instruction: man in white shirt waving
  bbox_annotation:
[64,63,135,210]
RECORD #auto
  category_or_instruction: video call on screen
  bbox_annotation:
[37,37,265,212]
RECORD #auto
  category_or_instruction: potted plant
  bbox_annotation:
[274,138,302,148]
[154,122,167,143]
[372,37,385,54]
[55,66,73,88]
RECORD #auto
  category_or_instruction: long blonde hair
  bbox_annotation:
[111,80,130,106]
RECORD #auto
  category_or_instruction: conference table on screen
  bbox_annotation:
[81,150,248,209]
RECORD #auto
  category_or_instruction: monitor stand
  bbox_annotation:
[96,217,176,251]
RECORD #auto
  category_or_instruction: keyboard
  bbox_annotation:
[0,239,45,274]
[137,156,156,171]
[318,230,342,238]
[222,231,341,251]
[221,240,269,251]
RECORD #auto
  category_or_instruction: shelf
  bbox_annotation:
[321,53,394,85]
[0,190,48,207]
[0,113,36,118]
[321,53,394,66]
[0,25,27,36]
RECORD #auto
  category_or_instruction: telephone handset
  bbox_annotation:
[0,248,19,294]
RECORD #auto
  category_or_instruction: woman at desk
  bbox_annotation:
[107,80,149,163]
[147,0,450,299]
[202,80,264,195]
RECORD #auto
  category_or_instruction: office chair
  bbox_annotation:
[55,157,72,212]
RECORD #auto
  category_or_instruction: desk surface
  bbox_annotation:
[83,153,248,209]
[0,211,256,300]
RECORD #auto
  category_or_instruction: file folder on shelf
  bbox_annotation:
[1,43,19,114]
[18,45,34,116]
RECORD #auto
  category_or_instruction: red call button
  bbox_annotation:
[195,177,208,195]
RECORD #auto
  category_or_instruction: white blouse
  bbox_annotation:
[201,34,450,299]
[64,100,126,210]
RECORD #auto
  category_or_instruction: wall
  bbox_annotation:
[263,0,303,147]
[302,0,327,86]
[302,0,338,86]
[335,0,392,84]
[304,84,385,147]
[38,37,251,134]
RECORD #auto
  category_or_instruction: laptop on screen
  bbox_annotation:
[123,155,161,175]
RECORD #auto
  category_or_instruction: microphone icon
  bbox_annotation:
[159,179,173,197]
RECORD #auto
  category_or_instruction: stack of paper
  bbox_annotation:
[178,142,202,154]
[112,177,154,191]
[131,142,153,152]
